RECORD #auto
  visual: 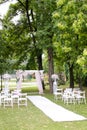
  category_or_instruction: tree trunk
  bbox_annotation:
[69,64,74,88]
[78,76,82,90]
[37,50,43,70]
[1,74,3,91]
[47,47,54,93]
[37,50,45,90]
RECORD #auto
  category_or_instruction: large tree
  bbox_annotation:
[0,30,11,90]
[53,0,87,88]
[0,0,56,92]
[35,0,56,93]
[0,0,43,70]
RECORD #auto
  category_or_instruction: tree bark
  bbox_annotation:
[1,74,3,91]
[78,76,82,90]
[69,64,74,88]
[47,47,54,93]
[37,50,45,90]
[37,50,43,70]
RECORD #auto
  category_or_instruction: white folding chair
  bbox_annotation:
[0,93,7,106]
[18,93,27,107]
[4,93,13,108]
[11,94,19,104]
[62,89,75,104]
[0,93,2,106]
[75,91,86,104]
[54,88,63,100]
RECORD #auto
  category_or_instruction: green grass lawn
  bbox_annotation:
[0,80,87,130]
[0,92,87,130]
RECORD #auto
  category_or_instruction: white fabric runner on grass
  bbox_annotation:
[27,96,87,122]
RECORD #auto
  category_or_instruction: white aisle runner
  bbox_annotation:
[27,96,87,122]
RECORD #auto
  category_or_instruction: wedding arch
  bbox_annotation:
[16,70,44,94]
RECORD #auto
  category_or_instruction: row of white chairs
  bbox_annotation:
[54,88,86,104]
[0,91,27,108]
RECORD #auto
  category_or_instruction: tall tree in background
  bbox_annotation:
[35,0,56,93]
[0,0,43,70]
[0,30,11,90]
[53,0,87,88]
[0,0,56,92]
[17,0,56,92]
